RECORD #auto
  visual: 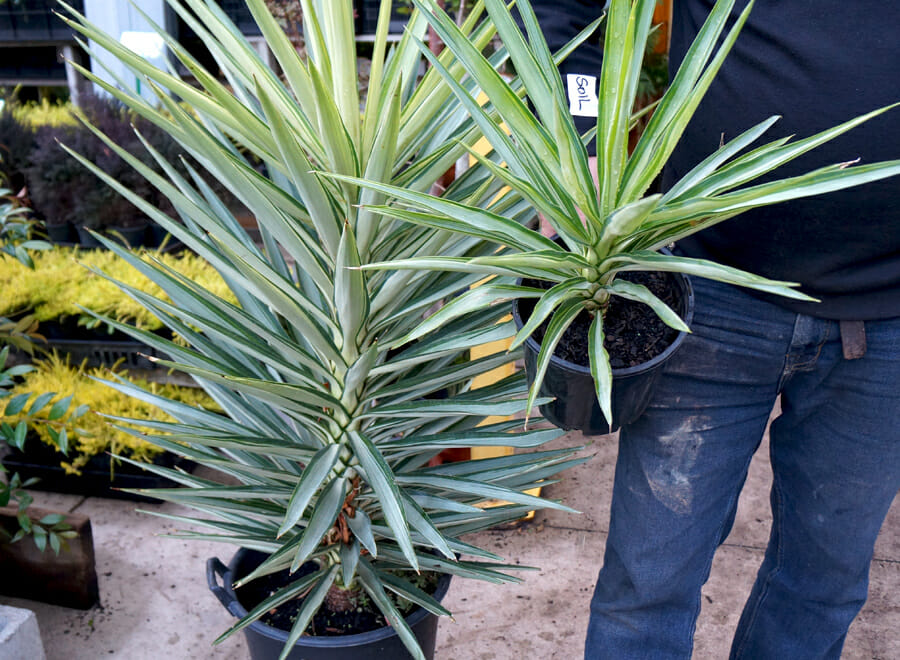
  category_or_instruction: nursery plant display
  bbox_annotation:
[25,96,157,246]
[348,0,900,431]
[0,303,95,611]
[9,98,78,130]
[3,353,221,479]
[56,0,586,658]
[4,94,233,247]
[0,245,235,335]
[0,374,100,611]
[1,198,85,554]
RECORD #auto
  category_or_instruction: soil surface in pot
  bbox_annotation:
[236,563,440,636]
[521,271,681,369]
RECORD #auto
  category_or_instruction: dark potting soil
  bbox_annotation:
[236,562,440,636]
[520,271,682,369]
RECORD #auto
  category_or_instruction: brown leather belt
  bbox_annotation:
[839,320,867,360]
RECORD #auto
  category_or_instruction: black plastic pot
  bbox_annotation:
[513,270,694,435]
[106,223,148,248]
[22,320,171,369]
[75,224,103,248]
[208,548,451,660]
[44,221,74,244]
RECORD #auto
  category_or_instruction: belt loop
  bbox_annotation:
[839,320,866,360]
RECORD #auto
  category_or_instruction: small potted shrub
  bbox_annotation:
[349,0,900,433]
[0,98,36,198]
[25,96,156,247]
[24,121,82,244]
[56,1,584,659]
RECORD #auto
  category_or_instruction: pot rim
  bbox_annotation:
[214,547,451,649]
[512,268,695,378]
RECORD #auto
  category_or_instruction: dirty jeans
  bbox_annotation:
[584,276,900,659]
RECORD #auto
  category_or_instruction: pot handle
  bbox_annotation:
[206,557,244,618]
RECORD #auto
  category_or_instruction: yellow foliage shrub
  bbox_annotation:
[12,100,77,128]
[5,353,221,476]
[0,246,236,331]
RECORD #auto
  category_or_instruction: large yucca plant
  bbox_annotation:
[54,1,590,657]
[346,0,900,426]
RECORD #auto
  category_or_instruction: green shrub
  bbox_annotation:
[24,95,244,233]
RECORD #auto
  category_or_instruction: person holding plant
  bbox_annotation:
[531,0,900,658]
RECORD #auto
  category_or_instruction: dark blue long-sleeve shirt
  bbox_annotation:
[533,0,900,319]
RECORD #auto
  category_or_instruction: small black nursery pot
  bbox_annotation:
[513,270,694,435]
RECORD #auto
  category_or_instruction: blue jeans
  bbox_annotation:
[585,277,900,659]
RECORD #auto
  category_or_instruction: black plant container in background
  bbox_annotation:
[105,223,148,248]
[44,221,74,244]
[513,271,694,435]
[356,0,409,35]
[208,549,451,660]
[74,224,103,248]
[1,443,193,503]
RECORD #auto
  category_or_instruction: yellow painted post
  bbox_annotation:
[467,97,541,513]
[469,321,516,462]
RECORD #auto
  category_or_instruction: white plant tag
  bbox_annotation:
[567,74,599,117]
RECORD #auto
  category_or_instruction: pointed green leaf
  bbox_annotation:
[525,298,586,421]
[345,508,377,558]
[214,566,328,644]
[290,476,347,573]
[357,556,427,660]
[335,222,369,359]
[255,80,341,258]
[278,444,343,537]
[4,393,31,416]
[603,251,816,301]
[325,172,562,252]
[588,313,613,426]
[399,282,545,346]
[347,431,417,571]
[46,394,74,422]
[377,569,453,618]
[12,422,27,451]
[399,491,455,560]
[339,538,360,589]
[511,278,593,350]
[605,279,691,333]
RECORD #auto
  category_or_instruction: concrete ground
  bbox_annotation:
[4,415,898,659]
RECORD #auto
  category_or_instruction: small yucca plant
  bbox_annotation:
[345,0,900,425]
[54,1,590,658]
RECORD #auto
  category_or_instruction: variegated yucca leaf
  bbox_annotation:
[354,0,900,426]
[55,1,592,658]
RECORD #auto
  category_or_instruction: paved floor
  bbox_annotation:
[4,415,898,659]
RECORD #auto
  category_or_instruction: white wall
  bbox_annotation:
[83,0,167,102]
